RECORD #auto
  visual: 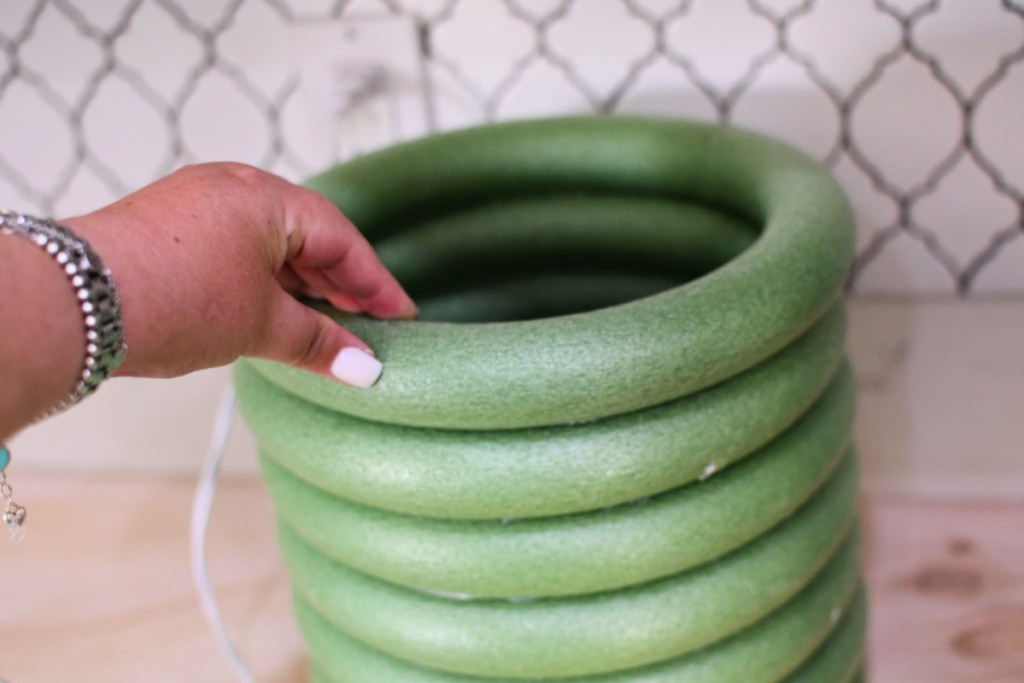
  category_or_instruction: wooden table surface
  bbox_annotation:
[1,473,1022,683]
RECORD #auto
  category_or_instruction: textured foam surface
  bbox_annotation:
[299,554,864,683]
[261,369,853,597]
[235,117,864,681]
[235,305,846,520]
[246,117,854,430]
[280,455,857,678]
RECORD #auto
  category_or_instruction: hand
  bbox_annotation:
[65,162,417,387]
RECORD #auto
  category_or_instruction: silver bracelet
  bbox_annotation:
[1,211,127,416]
[1,212,127,535]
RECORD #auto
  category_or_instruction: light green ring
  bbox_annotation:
[305,590,866,683]
[280,454,857,678]
[245,117,855,429]
[299,543,863,683]
[262,369,853,598]
[235,306,845,520]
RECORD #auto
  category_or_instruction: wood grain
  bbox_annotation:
[863,497,1024,682]
[0,473,303,683]
[0,473,1021,682]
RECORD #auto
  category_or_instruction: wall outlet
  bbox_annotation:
[289,15,430,166]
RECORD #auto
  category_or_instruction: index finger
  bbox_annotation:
[282,185,418,320]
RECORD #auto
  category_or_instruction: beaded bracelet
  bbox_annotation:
[1,211,127,534]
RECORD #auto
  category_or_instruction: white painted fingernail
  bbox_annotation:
[330,347,383,388]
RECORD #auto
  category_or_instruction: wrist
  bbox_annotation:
[63,211,178,379]
[1,212,126,419]
[0,231,82,436]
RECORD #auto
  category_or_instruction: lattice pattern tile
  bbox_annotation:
[1,0,1022,294]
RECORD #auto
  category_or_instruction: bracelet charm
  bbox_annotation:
[0,443,25,535]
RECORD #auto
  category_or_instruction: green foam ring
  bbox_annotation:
[371,196,757,302]
[234,194,805,522]
[279,451,858,678]
[243,117,855,430]
[235,304,846,521]
[236,117,862,680]
[299,541,864,683]
[305,593,866,683]
[784,593,867,683]
[261,365,854,599]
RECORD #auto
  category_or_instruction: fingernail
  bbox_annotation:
[399,300,420,320]
[330,347,383,388]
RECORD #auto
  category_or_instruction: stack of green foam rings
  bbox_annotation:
[234,117,867,682]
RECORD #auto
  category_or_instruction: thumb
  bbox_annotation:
[261,292,383,388]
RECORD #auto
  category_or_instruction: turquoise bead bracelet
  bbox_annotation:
[0,442,25,532]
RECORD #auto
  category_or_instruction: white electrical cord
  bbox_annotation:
[190,384,257,683]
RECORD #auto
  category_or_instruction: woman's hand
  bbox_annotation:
[65,162,417,386]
